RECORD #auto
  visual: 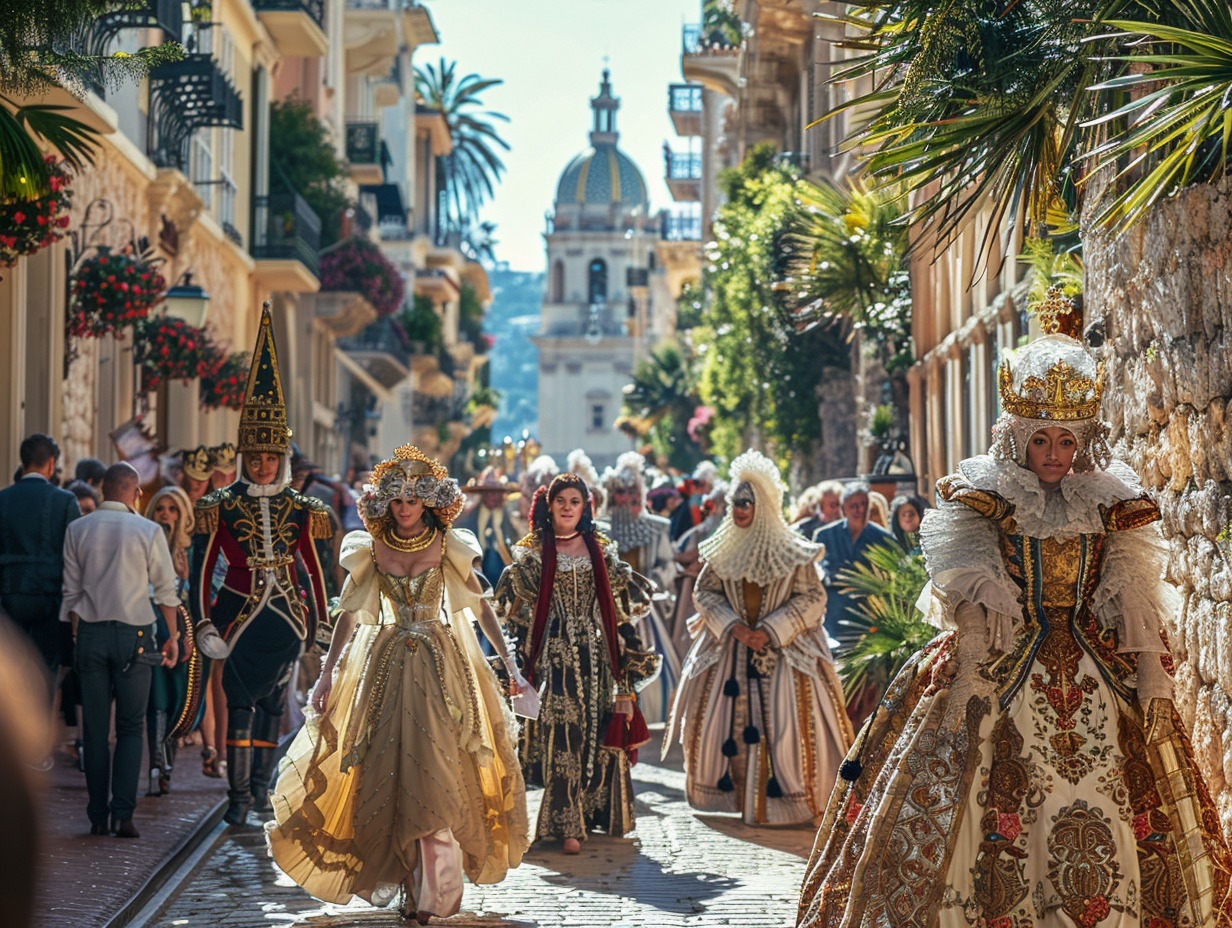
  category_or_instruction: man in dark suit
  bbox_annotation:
[0,434,81,696]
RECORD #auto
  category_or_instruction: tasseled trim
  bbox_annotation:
[839,759,862,782]
[721,737,738,757]
[742,725,760,745]
[717,772,734,792]
[309,507,334,540]
[195,502,219,535]
[723,677,740,697]
[765,777,783,798]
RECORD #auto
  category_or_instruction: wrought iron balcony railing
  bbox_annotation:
[665,151,703,180]
[682,23,739,56]
[251,192,321,277]
[661,212,702,241]
[669,84,703,114]
[147,54,242,169]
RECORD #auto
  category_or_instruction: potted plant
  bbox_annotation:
[0,157,73,274]
[200,351,250,410]
[319,236,405,318]
[133,316,220,392]
[68,243,168,338]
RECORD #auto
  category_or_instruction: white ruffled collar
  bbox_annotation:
[955,455,1145,539]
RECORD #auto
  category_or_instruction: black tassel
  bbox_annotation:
[723,678,740,697]
[839,759,862,782]
[743,725,760,745]
[721,737,738,757]
[717,772,734,792]
[765,776,783,798]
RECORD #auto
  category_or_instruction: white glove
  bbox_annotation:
[506,662,540,720]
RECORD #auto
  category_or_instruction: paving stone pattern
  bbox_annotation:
[147,733,816,927]
[35,744,227,928]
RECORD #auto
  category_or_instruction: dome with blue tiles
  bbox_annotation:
[553,70,648,211]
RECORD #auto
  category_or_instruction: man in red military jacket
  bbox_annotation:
[190,304,333,826]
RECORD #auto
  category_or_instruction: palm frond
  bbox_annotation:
[832,542,935,700]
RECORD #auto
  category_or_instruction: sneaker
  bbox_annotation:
[196,622,230,660]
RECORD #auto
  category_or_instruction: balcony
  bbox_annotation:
[668,83,704,137]
[147,54,242,169]
[251,192,321,293]
[337,318,413,388]
[664,150,702,202]
[661,210,702,242]
[345,121,385,185]
[681,23,740,96]
[254,0,327,58]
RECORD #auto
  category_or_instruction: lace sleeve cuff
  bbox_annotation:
[1093,522,1176,654]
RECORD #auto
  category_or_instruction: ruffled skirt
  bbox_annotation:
[266,618,528,912]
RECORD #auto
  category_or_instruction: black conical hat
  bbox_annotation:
[237,302,292,454]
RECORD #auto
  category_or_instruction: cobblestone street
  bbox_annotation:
[142,733,815,927]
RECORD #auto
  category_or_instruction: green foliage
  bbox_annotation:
[466,384,501,413]
[822,0,1232,258]
[695,144,849,471]
[778,177,913,373]
[269,96,351,247]
[620,342,706,472]
[833,543,936,701]
[675,279,704,330]
[400,295,444,352]
[458,282,487,350]
[0,0,186,196]
[1020,236,1084,308]
[414,58,510,236]
[702,0,742,47]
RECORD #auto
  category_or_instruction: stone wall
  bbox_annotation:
[1083,176,1232,831]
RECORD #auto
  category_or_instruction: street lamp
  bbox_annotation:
[162,272,210,328]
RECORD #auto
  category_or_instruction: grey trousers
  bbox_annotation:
[77,621,153,826]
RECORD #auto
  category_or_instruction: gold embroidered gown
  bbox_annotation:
[267,529,528,915]
[798,456,1232,928]
[494,541,658,843]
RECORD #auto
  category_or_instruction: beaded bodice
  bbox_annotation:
[376,563,445,629]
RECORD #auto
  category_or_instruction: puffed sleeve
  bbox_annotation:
[337,531,380,617]
[1094,498,1176,655]
[761,563,826,649]
[604,545,660,695]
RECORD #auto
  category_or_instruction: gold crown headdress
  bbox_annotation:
[238,303,291,455]
[181,445,212,483]
[359,444,465,528]
[209,442,236,475]
[997,288,1103,423]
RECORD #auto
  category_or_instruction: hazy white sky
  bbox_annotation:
[426,0,701,271]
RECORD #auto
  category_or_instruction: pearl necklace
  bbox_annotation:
[383,524,437,553]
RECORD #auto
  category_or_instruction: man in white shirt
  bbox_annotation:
[62,463,181,838]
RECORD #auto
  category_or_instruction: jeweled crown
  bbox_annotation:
[998,288,1102,422]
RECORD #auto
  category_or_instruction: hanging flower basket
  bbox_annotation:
[133,316,221,392]
[200,351,250,410]
[0,157,73,274]
[68,244,168,338]
[319,236,405,318]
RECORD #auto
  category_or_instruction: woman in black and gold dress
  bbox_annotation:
[798,306,1232,928]
[495,473,659,854]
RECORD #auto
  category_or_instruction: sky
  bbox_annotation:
[426,0,701,272]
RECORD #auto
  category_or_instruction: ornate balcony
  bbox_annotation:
[253,0,327,58]
[251,192,321,293]
[664,150,703,202]
[345,121,385,185]
[147,54,242,169]
[668,83,703,137]
[660,210,702,242]
[681,23,740,96]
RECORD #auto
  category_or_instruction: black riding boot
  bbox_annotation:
[249,708,279,814]
[146,708,169,796]
[224,707,256,826]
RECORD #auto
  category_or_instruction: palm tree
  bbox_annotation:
[619,343,705,470]
[414,58,510,237]
[0,0,183,197]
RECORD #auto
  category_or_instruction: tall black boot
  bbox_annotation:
[224,707,256,827]
[146,709,169,796]
[249,708,279,814]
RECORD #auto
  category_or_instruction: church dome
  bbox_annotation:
[552,69,648,213]
[555,145,647,208]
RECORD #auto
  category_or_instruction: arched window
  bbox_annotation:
[588,258,607,304]
[550,260,564,302]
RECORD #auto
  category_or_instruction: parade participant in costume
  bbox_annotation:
[511,454,559,540]
[813,482,896,642]
[602,451,680,722]
[495,473,659,852]
[797,302,1232,928]
[144,486,203,796]
[190,304,335,827]
[667,451,852,826]
[267,445,530,925]
[671,480,727,655]
[566,449,603,515]
[457,466,522,588]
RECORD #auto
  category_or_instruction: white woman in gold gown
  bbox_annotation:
[266,446,529,925]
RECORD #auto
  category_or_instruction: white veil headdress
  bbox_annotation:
[699,449,821,586]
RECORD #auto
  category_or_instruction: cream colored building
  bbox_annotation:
[1,0,485,482]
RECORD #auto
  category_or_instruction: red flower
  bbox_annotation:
[12,211,25,224]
